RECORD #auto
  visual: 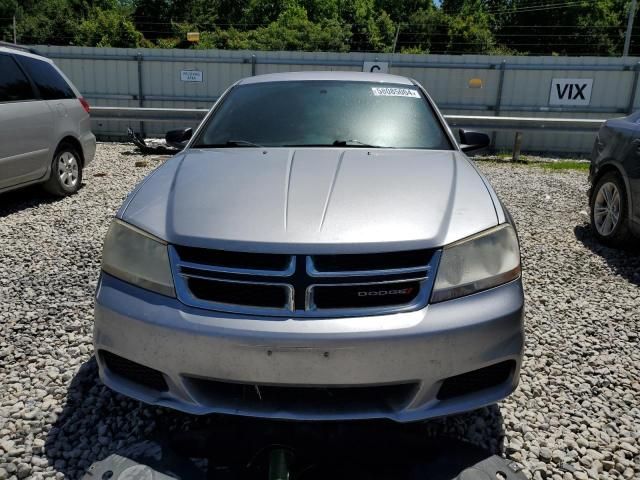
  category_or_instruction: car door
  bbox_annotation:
[0,53,54,190]
[628,122,640,226]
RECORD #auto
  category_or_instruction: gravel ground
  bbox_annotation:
[0,143,638,480]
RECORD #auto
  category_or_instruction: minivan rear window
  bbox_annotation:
[17,56,75,100]
[0,55,35,102]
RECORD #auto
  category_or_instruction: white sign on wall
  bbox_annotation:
[180,70,203,82]
[549,78,593,106]
[363,61,389,73]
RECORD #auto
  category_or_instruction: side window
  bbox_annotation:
[0,55,35,102]
[17,56,75,100]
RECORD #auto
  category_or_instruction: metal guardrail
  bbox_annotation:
[92,106,208,122]
[444,115,605,132]
[90,107,607,132]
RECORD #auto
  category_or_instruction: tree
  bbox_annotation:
[402,7,448,53]
[0,0,19,41]
[14,0,86,45]
[194,3,351,51]
[75,6,145,47]
[376,0,432,24]
[442,0,632,56]
[1,0,636,56]
[445,0,496,54]
[247,4,351,51]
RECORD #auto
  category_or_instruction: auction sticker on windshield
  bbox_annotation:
[371,87,421,98]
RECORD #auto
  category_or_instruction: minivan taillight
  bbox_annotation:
[79,97,90,114]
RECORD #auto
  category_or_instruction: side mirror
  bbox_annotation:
[458,129,490,153]
[165,128,193,149]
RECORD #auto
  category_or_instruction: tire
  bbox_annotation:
[590,171,631,247]
[44,143,83,197]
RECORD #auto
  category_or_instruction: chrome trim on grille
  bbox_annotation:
[306,256,431,277]
[182,272,295,311]
[169,245,441,318]
[178,255,296,277]
[169,247,295,316]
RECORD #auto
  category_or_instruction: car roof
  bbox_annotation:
[0,45,53,63]
[238,71,414,86]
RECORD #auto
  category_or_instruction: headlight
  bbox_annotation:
[101,219,175,297]
[431,224,521,303]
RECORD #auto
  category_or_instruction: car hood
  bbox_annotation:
[120,148,499,254]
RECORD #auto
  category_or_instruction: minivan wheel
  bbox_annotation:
[590,171,631,247]
[44,143,83,196]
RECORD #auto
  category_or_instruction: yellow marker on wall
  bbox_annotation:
[468,78,483,89]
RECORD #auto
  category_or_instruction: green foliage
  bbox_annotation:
[0,0,637,56]
[14,0,84,45]
[0,0,19,41]
[247,5,351,51]
[404,7,448,53]
[195,4,351,51]
[75,7,144,47]
[540,160,590,171]
[446,0,496,54]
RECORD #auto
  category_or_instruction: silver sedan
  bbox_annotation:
[94,71,524,422]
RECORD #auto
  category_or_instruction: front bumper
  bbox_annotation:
[94,273,524,422]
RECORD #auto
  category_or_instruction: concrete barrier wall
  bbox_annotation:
[33,45,640,153]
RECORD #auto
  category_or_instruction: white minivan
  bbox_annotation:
[0,44,95,196]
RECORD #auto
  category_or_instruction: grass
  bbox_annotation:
[535,160,590,171]
[475,154,590,172]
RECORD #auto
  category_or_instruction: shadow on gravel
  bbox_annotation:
[0,184,81,218]
[47,358,508,479]
[574,224,640,286]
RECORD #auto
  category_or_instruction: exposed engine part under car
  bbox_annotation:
[126,127,190,154]
[82,425,527,480]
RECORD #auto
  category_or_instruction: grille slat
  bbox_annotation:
[309,250,433,273]
[174,245,292,271]
[170,246,439,317]
[187,277,292,309]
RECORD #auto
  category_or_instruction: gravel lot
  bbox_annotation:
[0,143,638,480]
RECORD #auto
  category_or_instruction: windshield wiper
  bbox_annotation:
[227,139,264,147]
[332,139,388,148]
[281,140,388,148]
[195,139,264,148]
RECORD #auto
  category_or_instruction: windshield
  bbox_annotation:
[193,80,453,150]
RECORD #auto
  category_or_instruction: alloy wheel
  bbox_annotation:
[57,151,79,188]
[593,181,621,236]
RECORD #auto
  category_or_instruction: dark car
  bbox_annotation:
[589,113,640,247]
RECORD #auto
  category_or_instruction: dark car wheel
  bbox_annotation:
[590,171,631,247]
[44,143,83,197]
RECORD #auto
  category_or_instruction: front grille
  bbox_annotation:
[170,246,440,317]
[185,377,417,413]
[100,350,168,392]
